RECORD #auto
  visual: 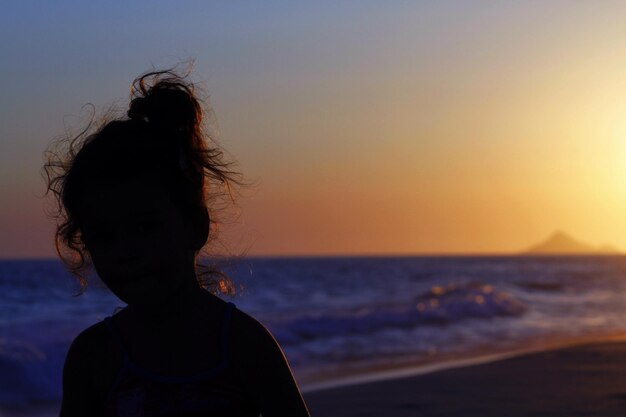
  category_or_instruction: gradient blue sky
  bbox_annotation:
[4,1,626,257]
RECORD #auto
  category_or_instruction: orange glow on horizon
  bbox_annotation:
[5,3,626,257]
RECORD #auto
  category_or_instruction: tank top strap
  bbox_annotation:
[103,316,131,401]
[221,301,236,364]
[103,316,131,363]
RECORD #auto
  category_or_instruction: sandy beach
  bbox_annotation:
[303,339,626,417]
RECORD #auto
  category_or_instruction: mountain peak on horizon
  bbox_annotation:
[524,231,619,255]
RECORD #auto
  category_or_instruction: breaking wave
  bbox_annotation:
[272,282,527,343]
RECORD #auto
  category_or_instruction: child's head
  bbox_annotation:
[45,70,241,301]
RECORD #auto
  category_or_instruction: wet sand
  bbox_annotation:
[303,340,626,417]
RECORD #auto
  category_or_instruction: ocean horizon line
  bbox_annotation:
[2,252,626,261]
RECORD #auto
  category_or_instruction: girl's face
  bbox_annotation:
[79,173,198,309]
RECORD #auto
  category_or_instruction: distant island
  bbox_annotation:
[523,231,620,255]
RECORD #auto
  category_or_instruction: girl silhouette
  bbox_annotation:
[46,70,310,417]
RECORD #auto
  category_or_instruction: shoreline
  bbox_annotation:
[301,333,626,393]
[303,336,626,416]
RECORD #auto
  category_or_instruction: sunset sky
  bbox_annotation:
[4,1,626,257]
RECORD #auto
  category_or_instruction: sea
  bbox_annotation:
[2,255,626,415]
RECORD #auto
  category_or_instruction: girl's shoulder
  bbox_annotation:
[68,319,118,362]
[229,305,273,343]
[228,304,288,371]
[228,305,311,415]
[63,319,123,406]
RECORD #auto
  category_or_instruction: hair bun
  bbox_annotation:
[128,74,201,137]
[146,87,199,133]
[127,96,150,121]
